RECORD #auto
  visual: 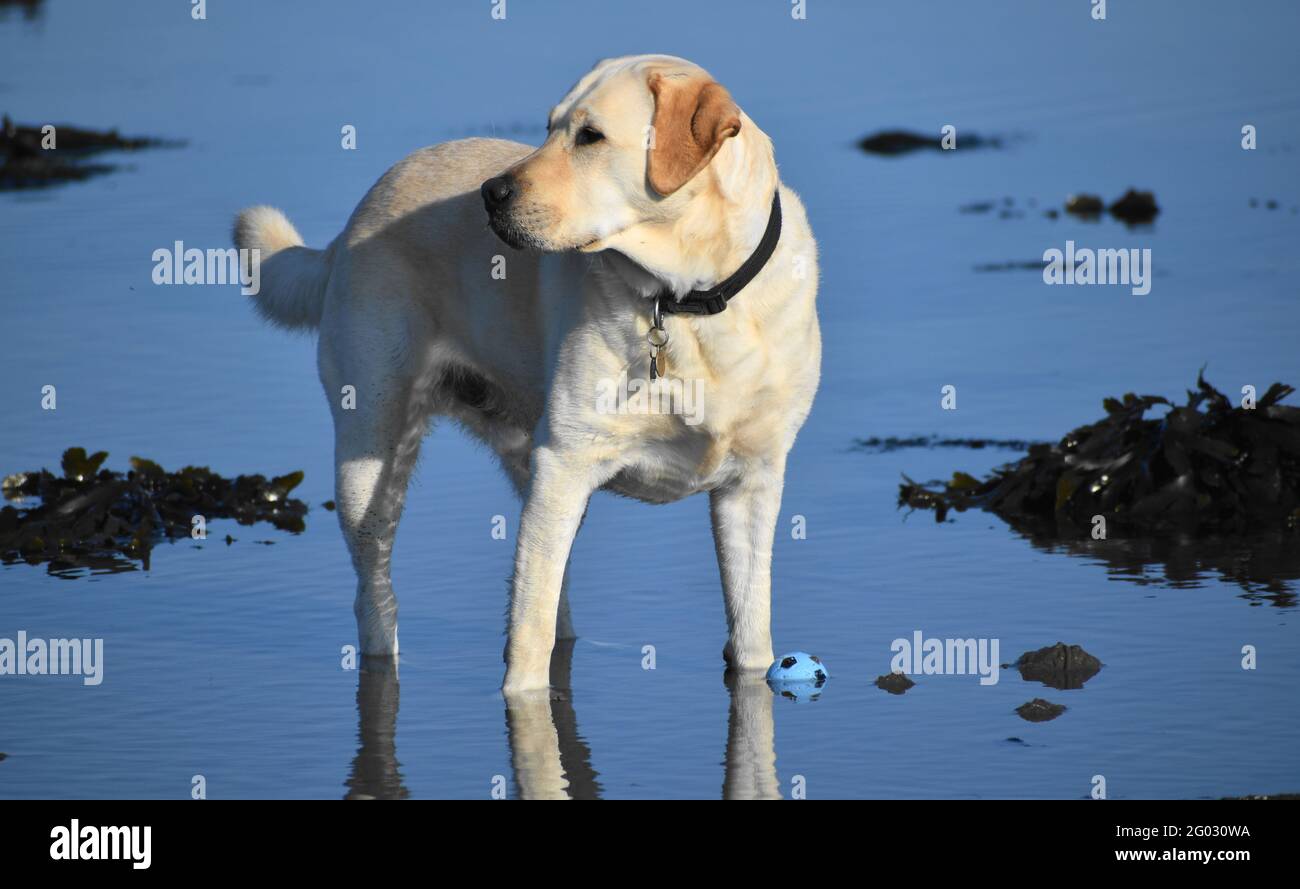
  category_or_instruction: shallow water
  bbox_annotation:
[1,0,1298,799]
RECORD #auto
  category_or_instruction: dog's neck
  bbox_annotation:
[598,198,778,304]
[598,121,780,304]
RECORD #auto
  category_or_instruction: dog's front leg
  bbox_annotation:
[503,447,599,694]
[709,461,785,672]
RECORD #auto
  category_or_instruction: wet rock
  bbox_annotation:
[1109,188,1160,224]
[875,672,915,695]
[1,447,309,575]
[1016,698,1068,722]
[1064,193,1105,217]
[897,372,1300,537]
[1015,643,1102,690]
[858,129,1000,156]
[1063,189,1160,224]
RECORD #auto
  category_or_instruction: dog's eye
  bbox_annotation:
[575,126,605,146]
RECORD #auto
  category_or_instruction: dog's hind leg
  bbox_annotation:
[320,303,432,657]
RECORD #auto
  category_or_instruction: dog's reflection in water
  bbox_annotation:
[504,652,782,800]
[504,639,603,800]
[344,646,782,800]
[721,671,781,800]
[344,656,409,800]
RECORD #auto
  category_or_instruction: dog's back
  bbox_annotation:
[234,138,537,338]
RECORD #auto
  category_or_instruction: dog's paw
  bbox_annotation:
[722,642,773,673]
[501,669,550,696]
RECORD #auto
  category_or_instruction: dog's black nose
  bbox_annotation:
[481,175,515,211]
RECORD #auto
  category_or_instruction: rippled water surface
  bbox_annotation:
[1,0,1298,798]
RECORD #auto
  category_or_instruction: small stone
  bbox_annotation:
[1109,188,1160,224]
[1016,642,1102,690]
[1016,698,1068,722]
[875,672,915,695]
[1065,193,1104,217]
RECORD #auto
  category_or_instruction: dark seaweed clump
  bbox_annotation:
[858,129,1001,156]
[0,116,169,190]
[0,0,44,21]
[899,374,1299,537]
[855,435,1049,453]
[1,448,308,574]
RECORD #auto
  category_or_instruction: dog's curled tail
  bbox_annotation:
[233,205,328,331]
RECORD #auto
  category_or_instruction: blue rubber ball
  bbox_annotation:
[765,651,829,684]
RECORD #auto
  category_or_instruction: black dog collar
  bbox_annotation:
[655,189,782,316]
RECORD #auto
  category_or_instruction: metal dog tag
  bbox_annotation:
[647,297,669,380]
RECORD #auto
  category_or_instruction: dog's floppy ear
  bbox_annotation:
[646,72,741,196]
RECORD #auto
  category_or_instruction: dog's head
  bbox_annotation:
[482,55,776,287]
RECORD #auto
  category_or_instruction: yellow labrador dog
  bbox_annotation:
[235,54,820,693]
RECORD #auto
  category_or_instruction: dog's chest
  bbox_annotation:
[552,266,820,504]
[587,354,810,503]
